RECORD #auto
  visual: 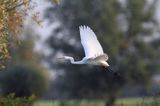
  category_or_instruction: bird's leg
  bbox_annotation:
[102,66,109,71]
[107,66,121,77]
[102,66,112,72]
[107,66,112,72]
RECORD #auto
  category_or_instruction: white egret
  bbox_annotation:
[59,25,110,68]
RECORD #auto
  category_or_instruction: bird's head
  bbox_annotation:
[99,61,109,67]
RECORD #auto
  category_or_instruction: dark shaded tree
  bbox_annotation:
[0,64,48,97]
[0,25,49,98]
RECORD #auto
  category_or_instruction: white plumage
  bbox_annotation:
[58,25,109,67]
[79,26,104,58]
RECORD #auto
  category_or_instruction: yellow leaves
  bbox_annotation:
[0,44,10,58]
[24,0,30,3]
[32,12,43,26]
[6,0,31,11]
[16,17,23,25]
[0,24,4,31]
[8,12,24,34]
[52,0,61,5]
[0,0,32,68]
[0,42,10,69]
[0,3,9,68]
[0,0,47,68]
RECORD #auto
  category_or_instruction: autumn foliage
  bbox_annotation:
[0,0,31,68]
[0,0,60,68]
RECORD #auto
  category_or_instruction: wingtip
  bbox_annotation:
[79,25,91,29]
[83,25,86,29]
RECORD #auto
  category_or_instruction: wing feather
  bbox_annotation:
[79,25,104,58]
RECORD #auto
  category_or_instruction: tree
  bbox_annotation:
[0,0,59,68]
[0,0,33,68]
[44,0,158,105]
[1,64,48,97]
[0,25,49,98]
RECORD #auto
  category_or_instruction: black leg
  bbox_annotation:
[107,66,113,72]
[107,66,121,77]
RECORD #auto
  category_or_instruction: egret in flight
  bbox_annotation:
[58,25,110,68]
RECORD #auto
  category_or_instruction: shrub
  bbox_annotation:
[0,64,48,98]
[0,93,36,106]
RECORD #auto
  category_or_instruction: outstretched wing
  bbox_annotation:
[79,25,104,58]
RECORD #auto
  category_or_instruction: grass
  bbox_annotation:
[34,100,105,106]
[116,97,160,106]
[34,97,160,106]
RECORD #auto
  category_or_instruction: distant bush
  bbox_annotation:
[0,64,48,98]
[0,93,36,106]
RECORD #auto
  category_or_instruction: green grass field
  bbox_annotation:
[34,97,160,106]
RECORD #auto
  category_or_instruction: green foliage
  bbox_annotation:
[0,64,48,98]
[0,93,36,106]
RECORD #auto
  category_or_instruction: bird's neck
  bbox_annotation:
[65,56,83,64]
[72,61,84,64]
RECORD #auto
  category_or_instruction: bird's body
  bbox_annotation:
[64,53,109,67]
[59,25,109,68]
